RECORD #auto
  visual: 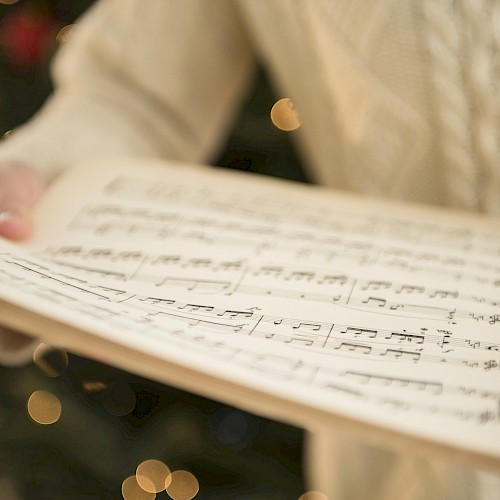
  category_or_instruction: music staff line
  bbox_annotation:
[3,254,499,371]
[41,245,500,303]
[70,199,500,276]
[10,253,500,368]
[11,254,499,367]
[37,251,500,325]
[75,222,500,282]
[101,178,500,256]
[1,252,500,427]
[121,296,500,353]
[3,253,499,373]
[91,294,500,373]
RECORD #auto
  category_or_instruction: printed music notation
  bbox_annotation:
[18,169,498,376]
[3,254,499,374]
[38,245,500,325]
[69,193,500,264]
[120,299,500,372]
[100,175,500,256]
[0,160,498,463]
[0,251,499,434]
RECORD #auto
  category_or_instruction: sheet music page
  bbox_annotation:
[0,157,499,466]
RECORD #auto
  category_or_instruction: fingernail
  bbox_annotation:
[0,208,24,223]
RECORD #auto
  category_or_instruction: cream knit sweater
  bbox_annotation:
[1,0,500,213]
[0,1,499,498]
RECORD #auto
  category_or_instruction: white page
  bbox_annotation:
[0,157,498,468]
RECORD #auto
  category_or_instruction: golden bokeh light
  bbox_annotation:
[101,381,136,416]
[56,24,74,44]
[298,491,329,500]
[164,410,204,453]
[165,470,199,500]
[27,390,62,425]
[33,343,68,377]
[82,380,108,392]
[270,98,301,131]
[136,459,171,493]
[122,475,156,500]
[0,0,20,5]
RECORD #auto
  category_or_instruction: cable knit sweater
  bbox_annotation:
[0,1,499,499]
[2,0,500,213]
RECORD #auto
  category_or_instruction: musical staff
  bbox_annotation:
[2,161,500,463]
[38,246,500,327]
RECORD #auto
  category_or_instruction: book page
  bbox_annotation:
[0,157,499,469]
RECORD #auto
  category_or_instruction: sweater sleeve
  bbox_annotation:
[0,0,256,181]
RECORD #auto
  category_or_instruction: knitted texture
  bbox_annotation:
[459,0,500,213]
[424,0,500,212]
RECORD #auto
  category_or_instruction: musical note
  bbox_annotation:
[381,349,422,361]
[335,343,373,355]
[361,280,391,291]
[385,332,425,344]
[291,322,323,331]
[177,303,215,313]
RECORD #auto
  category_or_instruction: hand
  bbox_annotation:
[0,161,45,240]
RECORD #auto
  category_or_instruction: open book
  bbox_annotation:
[1,157,499,471]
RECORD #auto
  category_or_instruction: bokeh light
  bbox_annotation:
[136,459,171,493]
[270,98,301,131]
[122,475,156,500]
[298,491,329,500]
[33,343,68,377]
[101,381,136,416]
[210,407,258,449]
[165,470,199,500]
[56,24,74,43]
[82,380,108,392]
[2,130,12,139]
[27,390,61,425]
[164,407,204,453]
[0,0,20,5]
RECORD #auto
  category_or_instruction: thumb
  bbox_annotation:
[0,162,46,241]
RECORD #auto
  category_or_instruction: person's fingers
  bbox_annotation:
[0,162,45,240]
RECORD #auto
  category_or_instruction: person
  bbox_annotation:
[0,1,499,498]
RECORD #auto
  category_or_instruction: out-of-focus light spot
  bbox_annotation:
[27,390,61,425]
[56,24,74,43]
[82,380,108,392]
[270,98,301,131]
[101,381,136,416]
[165,470,199,500]
[211,408,257,448]
[0,7,54,67]
[0,0,20,5]
[33,343,68,377]
[122,475,156,500]
[298,491,329,500]
[219,410,247,444]
[136,459,171,493]
[165,408,204,453]
[2,130,12,139]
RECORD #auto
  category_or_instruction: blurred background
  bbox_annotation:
[0,1,308,498]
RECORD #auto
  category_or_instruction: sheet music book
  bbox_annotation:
[1,157,499,471]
